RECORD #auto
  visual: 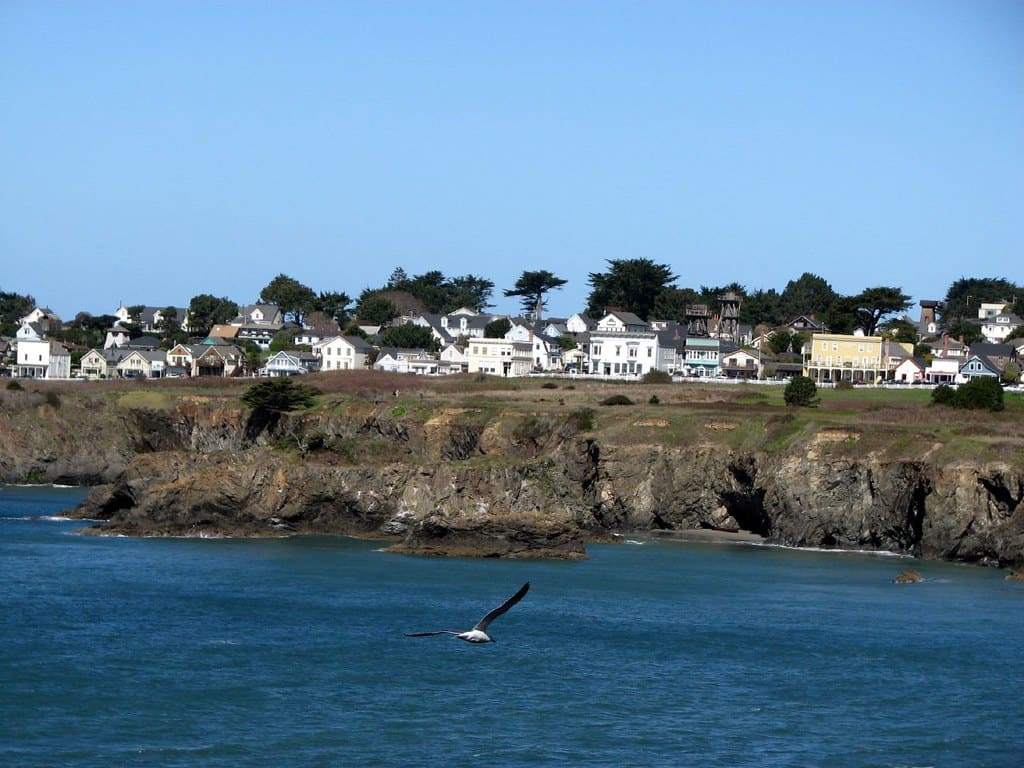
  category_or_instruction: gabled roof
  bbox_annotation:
[783,314,826,330]
[969,342,1016,358]
[83,347,130,363]
[345,335,374,352]
[377,347,431,359]
[119,349,167,364]
[895,357,927,371]
[960,354,1003,375]
[209,324,241,339]
[721,344,760,358]
[267,349,318,364]
[314,335,374,353]
[603,310,646,326]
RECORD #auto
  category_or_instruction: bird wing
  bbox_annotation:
[404,630,460,637]
[473,582,530,632]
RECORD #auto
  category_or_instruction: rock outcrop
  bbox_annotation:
[2,381,1022,566]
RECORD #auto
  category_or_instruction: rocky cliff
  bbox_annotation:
[2,378,1022,566]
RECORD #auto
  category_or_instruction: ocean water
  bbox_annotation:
[1,486,1022,768]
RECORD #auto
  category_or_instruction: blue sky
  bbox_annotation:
[2,1,1022,322]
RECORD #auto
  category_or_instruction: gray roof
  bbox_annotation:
[606,310,646,326]
[654,322,687,347]
[127,335,161,350]
[969,342,1017,359]
[344,335,374,353]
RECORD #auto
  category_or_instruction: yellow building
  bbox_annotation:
[465,337,533,377]
[802,333,913,384]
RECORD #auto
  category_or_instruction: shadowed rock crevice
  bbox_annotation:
[441,426,484,460]
[718,488,770,537]
[719,457,771,536]
[978,474,1023,516]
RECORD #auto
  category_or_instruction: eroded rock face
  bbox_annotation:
[66,436,1024,566]
[4,392,1022,565]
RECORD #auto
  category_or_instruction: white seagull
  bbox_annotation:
[404,582,530,644]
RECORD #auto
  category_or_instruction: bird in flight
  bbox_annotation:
[404,582,530,644]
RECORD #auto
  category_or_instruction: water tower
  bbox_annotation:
[717,291,742,341]
[686,304,709,337]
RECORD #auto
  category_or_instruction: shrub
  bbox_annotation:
[641,370,671,384]
[44,391,61,409]
[242,378,320,413]
[955,377,1004,411]
[541,382,558,389]
[512,415,550,443]
[600,394,634,406]
[570,408,595,431]
[648,394,660,404]
[835,380,854,391]
[1002,361,1021,384]
[931,384,956,406]
[6,380,24,392]
[783,376,819,407]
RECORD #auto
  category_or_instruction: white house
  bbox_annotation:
[720,347,764,380]
[374,348,439,375]
[103,324,133,349]
[264,350,318,377]
[167,343,204,375]
[977,302,1008,320]
[80,348,129,379]
[979,313,1022,344]
[18,307,62,334]
[16,321,45,342]
[438,308,495,340]
[893,357,926,384]
[294,323,340,347]
[505,322,559,371]
[565,313,597,335]
[439,343,469,374]
[314,336,372,371]
[16,338,70,379]
[930,335,970,359]
[587,312,658,377]
[925,357,959,385]
[235,304,284,325]
[114,305,186,333]
[116,350,167,379]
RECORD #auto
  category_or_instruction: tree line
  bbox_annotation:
[2,268,1021,350]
